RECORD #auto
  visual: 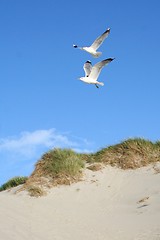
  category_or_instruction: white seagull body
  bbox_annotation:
[73,28,110,58]
[79,58,115,88]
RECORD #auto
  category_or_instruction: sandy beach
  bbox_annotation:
[0,164,160,240]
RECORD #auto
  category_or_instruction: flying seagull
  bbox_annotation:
[79,58,115,88]
[73,28,110,58]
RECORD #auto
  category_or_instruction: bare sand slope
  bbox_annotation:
[0,165,160,240]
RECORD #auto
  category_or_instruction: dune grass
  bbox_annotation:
[2,138,160,196]
[23,148,85,195]
[0,176,28,192]
[27,185,45,197]
[41,148,85,178]
[90,138,160,169]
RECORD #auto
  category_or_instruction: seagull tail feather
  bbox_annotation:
[98,82,104,86]
[93,52,102,58]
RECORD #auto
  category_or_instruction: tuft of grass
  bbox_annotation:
[22,148,85,196]
[0,176,28,191]
[155,141,160,147]
[41,148,85,178]
[87,163,104,171]
[91,138,160,169]
[27,186,46,197]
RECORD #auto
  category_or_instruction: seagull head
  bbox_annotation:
[73,44,78,48]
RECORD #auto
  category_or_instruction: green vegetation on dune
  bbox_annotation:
[0,176,28,192]
[22,148,86,196]
[40,148,85,178]
[1,138,160,196]
[23,138,160,197]
[91,138,160,169]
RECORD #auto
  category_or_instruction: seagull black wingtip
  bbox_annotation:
[109,57,115,61]
[106,28,111,33]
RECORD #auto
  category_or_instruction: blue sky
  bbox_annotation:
[0,0,160,185]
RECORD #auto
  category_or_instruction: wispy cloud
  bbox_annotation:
[0,128,93,158]
[0,129,94,185]
[0,129,76,157]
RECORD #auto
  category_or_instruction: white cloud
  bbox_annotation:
[0,129,94,185]
[0,129,92,158]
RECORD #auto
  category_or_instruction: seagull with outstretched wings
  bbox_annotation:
[73,28,110,58]
[79,58,115,88]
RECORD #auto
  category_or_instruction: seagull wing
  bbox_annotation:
[89,58,114,80]
[90,28,110,51]
[83,60,92,77]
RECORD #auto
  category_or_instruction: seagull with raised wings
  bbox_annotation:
[79,58,115,88]
[73,28,110,58]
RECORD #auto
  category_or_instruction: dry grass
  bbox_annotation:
[137,196,149,204]
[91,138,160,169]
[27,186,46,197]
[153,165,160,174]
[87,163,104,171]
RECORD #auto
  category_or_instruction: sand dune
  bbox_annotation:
[0,164,160,240]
